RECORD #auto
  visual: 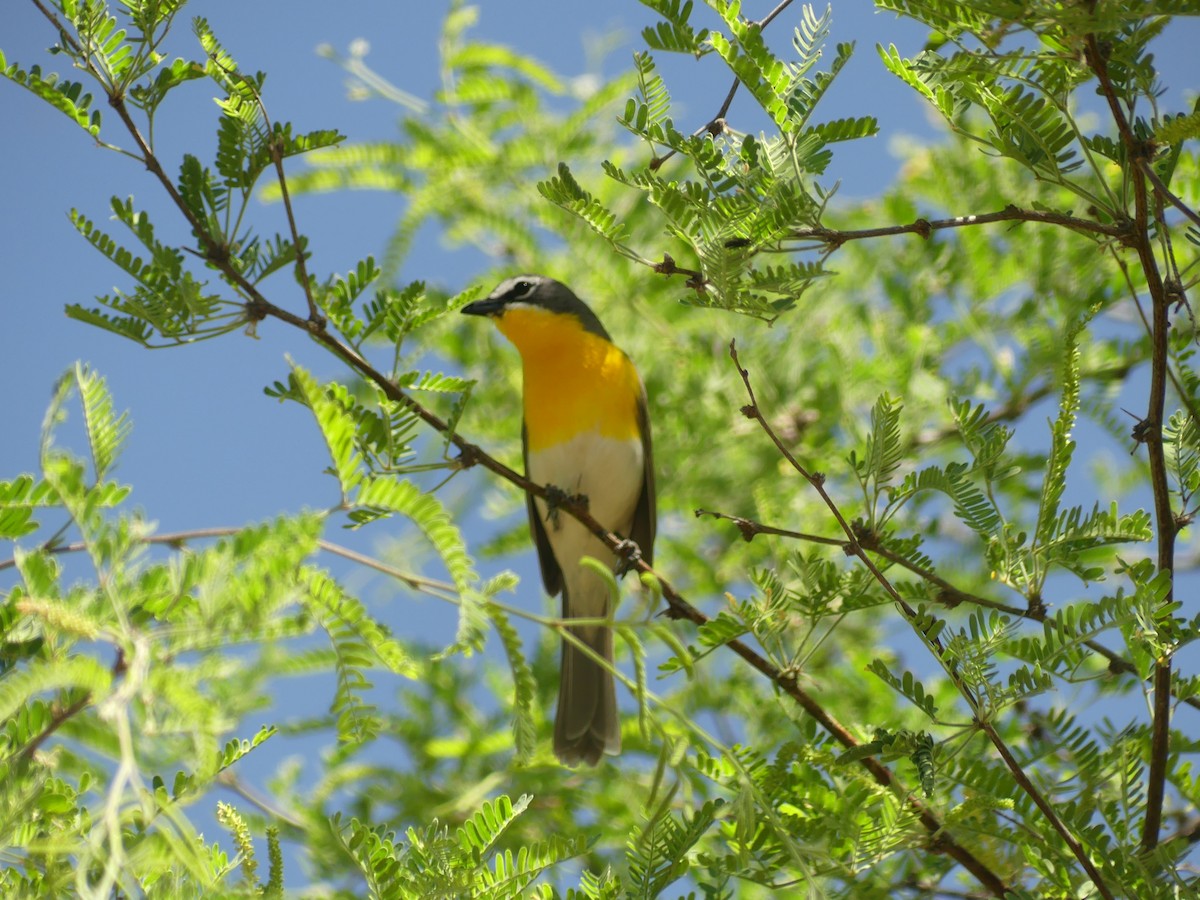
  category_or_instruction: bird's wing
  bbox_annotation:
[628,386,656,567]
[523,421,563,596]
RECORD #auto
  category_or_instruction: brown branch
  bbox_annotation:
[16,649,126,766]
[236,63,325,326]
[639,561,1010,895]
[1161,816,1200,848]
[913,360,1141,449]
[785,204,1126,248]
[17,693,91,765]
[730,341,1114,899]
[1083,32,1177,855]
[0,529,456,596]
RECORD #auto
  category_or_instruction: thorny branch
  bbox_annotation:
[782,205,1127,247]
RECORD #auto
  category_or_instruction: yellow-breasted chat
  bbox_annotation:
[463,275,655,765]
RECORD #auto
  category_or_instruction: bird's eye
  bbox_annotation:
[511,280,534,299]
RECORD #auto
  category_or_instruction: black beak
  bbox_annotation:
[461,296,505,317]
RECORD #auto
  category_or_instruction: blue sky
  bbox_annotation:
[6,2,1192,544]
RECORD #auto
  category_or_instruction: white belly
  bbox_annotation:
[527,431,644,586]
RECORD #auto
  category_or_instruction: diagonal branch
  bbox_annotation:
[652,0,796,171]
[1137,157,1200,230]
[729,340,1115,899]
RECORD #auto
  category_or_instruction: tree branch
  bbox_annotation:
[782,204,1126,248]
[16,649,127,766]
[1138,156,1200,230]
[1083,31,1177,854]
[0,528,456,597]
[651,0,796,171]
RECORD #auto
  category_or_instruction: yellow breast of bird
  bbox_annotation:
[495,307,643,453]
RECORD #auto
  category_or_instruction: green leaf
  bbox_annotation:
[640,0,710,55]
[305,568,418,745]
[487,600,537,762]
[72,363,131,482]
[866,660,938,718]
[0,475,59,539]
[290,362,365,499]
[0,56,101,136]
[537,163,634,257]
[0,655,112,724]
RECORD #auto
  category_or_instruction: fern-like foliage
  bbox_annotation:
[537,163,637,259]
[487,599,538,762]
[305,568,419,745]
[866,660,939,720]
[72,363,132,483]
[626,798,723,896]
[851,393,905,529]
[0,52,102,136]
[541,3,878,320]
[335,794,583,899]
[640,0,711,55]
[66,200,238,346]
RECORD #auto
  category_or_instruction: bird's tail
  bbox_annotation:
[554,579,620,766]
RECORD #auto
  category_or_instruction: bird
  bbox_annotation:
[462,275,655,765]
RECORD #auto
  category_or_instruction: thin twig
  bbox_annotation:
[1138,156,1200,229]
[17,692,94,765]
[248,86,324,326]
[694,509,843,545]
[730,340,1114,899]
[0,527,456,598]
[652,0,797,171]
[785,204,1126,246]
[913,360,1141,448]
[215,771,307,831]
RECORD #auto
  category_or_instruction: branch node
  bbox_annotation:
[245,299,269,323]
[455,444,481,470]
[613,537,643,575]
[736,519,759,541]
[935,589,963,609]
